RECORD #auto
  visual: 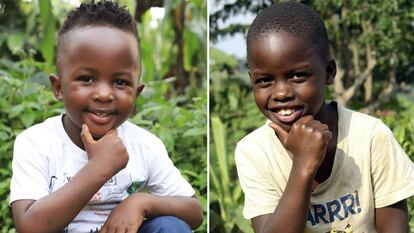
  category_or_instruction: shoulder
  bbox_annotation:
[15,115,63,145]
[338,106,398,155]
[235,121,282,164]
[236,122,272,151]
[339,106,381,128]
[339,106,387,137]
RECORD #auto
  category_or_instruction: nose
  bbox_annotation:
[270,80,294,102]
[92,82,114,103]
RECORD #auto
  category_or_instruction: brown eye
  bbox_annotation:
[291,72,309,82]
[255,77,272,85]
[78,76,94,83]
[114,79,129,86]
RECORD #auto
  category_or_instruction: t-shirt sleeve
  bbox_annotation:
[10,134,50,204]
[235,143,279,220]
[146,138,195,197]
[371,121,414,208]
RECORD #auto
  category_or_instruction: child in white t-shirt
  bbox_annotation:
[10,1,202,232]
[236,2,414,233]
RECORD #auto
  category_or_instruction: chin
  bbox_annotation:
[267,116,293,133]
[89,128,111,140]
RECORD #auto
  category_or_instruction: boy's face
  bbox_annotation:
[51,26,143,140]
[248,32,335,132]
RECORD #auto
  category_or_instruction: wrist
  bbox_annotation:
[84,160,116,182]
[291,161,318,181]
[129,193,153,217]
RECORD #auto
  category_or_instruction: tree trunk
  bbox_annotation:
[135,0,164,22]
[172,0,188,93]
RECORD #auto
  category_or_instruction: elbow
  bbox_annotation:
[15,217,61,233]
[188,198,204,230]
[16,224,51,233]
[190,208,204,230]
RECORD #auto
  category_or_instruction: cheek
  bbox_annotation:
[117,90,137,110]
[253,88,267,106]
[297,81,326,109]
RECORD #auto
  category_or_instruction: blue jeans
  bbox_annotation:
[138,216,192,233]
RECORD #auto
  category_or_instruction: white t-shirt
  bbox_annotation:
[10,115,195,233]
[235,105,414,233]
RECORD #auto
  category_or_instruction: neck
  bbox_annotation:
[315,101,338,131]
[62,114,85,150]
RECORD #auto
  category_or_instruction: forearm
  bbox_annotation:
[376,200,408,233]
[13,162,112,233]
[129,193,203,229]
[259,165,314,233]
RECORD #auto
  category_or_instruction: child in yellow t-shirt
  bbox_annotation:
[236,2,414,233]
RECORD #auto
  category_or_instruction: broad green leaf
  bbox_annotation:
[39,0,56,72]
[6,33,24,54]
[183,127,205,137]
[9,104,25,118]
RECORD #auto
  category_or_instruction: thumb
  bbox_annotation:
[269,122,289,145]
[80,124,95,148]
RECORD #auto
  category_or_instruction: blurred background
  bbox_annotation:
[0,0,206,232]
[210,0,414,232]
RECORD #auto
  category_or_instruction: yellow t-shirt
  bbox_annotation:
[235,106,414,233]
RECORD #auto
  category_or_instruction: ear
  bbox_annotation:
[49,74,63,102]
[326,59,336,84]
[135,83,145,98]
[248,70,253,81]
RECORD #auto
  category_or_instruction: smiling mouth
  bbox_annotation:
[278,109,295,116]
[269,107,303,124]
[93,112,111,118]
[86,110,116,124]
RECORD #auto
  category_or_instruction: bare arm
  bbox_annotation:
[143,194,203,229]
[100,193,203,232]
[375,200,408,233]
[252,116,332,233]
[12,162,114,233]
[252,161,315,233]
[12,125,129,233]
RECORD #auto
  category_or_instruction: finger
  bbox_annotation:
[323,130,333,142]
[114,226,123,233]
[126,227,138,233]
[98,225,106,233]
[306,121,329,131]
[269,122,289,144]
[102,128,118,138]
[317,123,330,131]
[96,128,119,143]
[296,115,315,124]
[80,124,95,146]
[317,130,332,144]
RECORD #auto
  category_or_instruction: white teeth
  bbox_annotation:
[95,112,108,118]
[278,109,294,116]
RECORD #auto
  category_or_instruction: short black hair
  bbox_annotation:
[57,1,139,62]
[246,2,330,62]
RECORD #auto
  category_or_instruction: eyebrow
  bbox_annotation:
[75,67,134,78]
[112,71,133,79]
[251,63,312,76]
[75,67,99,75]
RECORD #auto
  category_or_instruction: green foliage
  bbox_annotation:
[131,80,207,232]
[210,48,261,233]
[210,116,252,233]
[382,96,414,157]
[211,0,414,105]
[380,95,414,232]
[0,57,60,232]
